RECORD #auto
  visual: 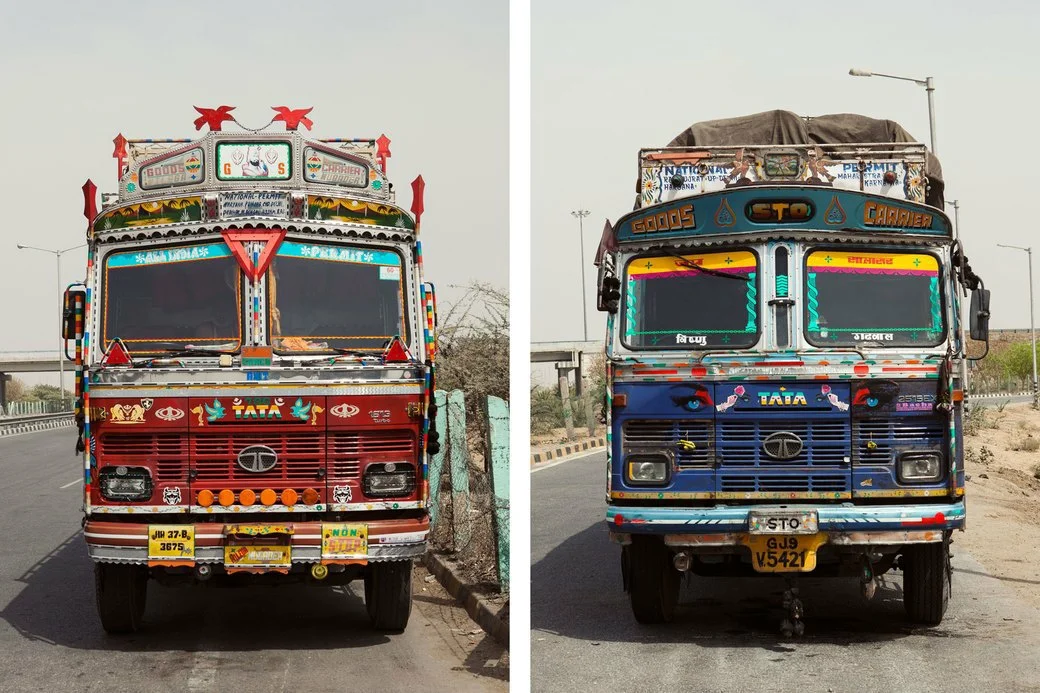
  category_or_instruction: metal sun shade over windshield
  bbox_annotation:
[623,250,759,350]
[102,243,241,353]
[805,250,944,347]
[267,241,408,353]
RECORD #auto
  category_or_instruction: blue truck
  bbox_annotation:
[596,111,989,634]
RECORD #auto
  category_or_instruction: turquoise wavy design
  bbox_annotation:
[775,274,789,298]
[744,272,758,332]
[807,273,819,330]
[929,276,941,331]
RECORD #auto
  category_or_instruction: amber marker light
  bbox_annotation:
[239,489,256,506]
[281,488,299,506]
[260,488,277,506]
[218,489,235,507]
[197,489,214,507]
[302,487,319,505]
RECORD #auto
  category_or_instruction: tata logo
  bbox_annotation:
[759,389,808,406]
[746,200,814,223]
[236,445,278,473]
[762,432,804,461]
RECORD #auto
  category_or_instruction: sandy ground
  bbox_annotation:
[956,402,1040,609]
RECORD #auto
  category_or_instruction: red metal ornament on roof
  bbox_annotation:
[193,105,237,132]
[82,180,97,224]
[271,106,314,131]
[376,134,391,174]
[410,175,425,229]
[112,134,128,180]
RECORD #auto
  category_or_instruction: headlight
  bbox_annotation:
[898,452,943,483]
[98,466,153,501]
[363,462,416,498]
[625,454,670,486]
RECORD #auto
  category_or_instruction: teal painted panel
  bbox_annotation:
[486,395,510,589]
[448,389,471,551]
[428,390,448,525]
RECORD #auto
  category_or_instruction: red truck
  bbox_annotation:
[64,106,439,633]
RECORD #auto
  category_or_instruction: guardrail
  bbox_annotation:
[0,412,75,437]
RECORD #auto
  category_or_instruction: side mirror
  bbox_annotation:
[597,275,621,313]
[62,289,87,340]
[969,288,990,342]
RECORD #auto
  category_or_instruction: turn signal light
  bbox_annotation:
[239,489,256,506]
[218,489,235,507]
[197,489,214,507]
[281,488,299,506]
[260,488,277,506]
[302,487,319,505]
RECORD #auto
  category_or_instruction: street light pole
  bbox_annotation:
[848,68,937,154]
[998,243,1038,408]
[571,209,591,343]
[16,243,86,411]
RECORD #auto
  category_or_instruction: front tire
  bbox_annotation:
[365,561,413,632]
[903,540,951,625]
[625,538,680,624]
[94,563,148,634]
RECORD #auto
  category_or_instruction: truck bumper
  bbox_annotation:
[606,502,963,546]
[84,517,428,566]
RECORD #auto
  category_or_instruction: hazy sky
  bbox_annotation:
[533,0,1040,343]
[0,0,507,371]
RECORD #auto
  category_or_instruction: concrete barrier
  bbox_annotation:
[0,413,74,437]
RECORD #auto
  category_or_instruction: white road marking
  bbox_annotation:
[531,448,604,473]
[60,478,80,489]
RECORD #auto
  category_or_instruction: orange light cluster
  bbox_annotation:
[196,488,320,507]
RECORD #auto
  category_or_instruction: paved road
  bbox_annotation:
[0,429,507,693]
[532,451,1040,693]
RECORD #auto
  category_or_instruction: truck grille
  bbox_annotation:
[190,432,324,481]
[853,418,945,464]
[97,432,189,481]
[719,472,848,493]
[717,419,848,466]
[328,430,417,478]
[621,419,713,466]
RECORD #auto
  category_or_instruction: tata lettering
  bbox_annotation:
[759,390,808,406]
[631,204,695,234]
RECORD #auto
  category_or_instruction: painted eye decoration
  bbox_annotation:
[670,386,714,412]
[678,398,702,411]
[866,397,879,408]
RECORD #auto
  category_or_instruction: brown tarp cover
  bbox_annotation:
[667,110,943,203]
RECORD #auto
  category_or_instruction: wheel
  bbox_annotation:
[903,541,951,625]
[625,537,680,624]
[364,561,413,632]
[94,563,148,634]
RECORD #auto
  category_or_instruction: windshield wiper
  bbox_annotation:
[331,348,380,358]
[652,247,749,281]
[153,342,239,356]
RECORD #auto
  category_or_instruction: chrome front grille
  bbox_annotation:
[717,419,848,466]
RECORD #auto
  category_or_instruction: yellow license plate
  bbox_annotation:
[224,544,291,567]
[148,525,195,560]
[322,523,368,558]
[743,533,827,573]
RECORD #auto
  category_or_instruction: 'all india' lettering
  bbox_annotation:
[759,391,808,406]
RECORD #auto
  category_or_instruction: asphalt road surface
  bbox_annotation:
[532,451,1040,693]
[0,428,507,693]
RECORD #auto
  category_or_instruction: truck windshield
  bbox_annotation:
[622,250,759,349]
[267,240,408,352]
[805,249,944,347]
[102,243,242,353]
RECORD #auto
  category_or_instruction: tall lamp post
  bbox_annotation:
[16,243,86,411]
[571,209,591,343]
[997,243,1038,408]
[848,68,937,154]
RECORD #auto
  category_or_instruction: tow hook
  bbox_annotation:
[780,579,805,638]
[672,551,691,572]
[860,555,879,601]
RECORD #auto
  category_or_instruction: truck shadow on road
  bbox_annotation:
[533,522,976,648]
[1,533,393,650]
